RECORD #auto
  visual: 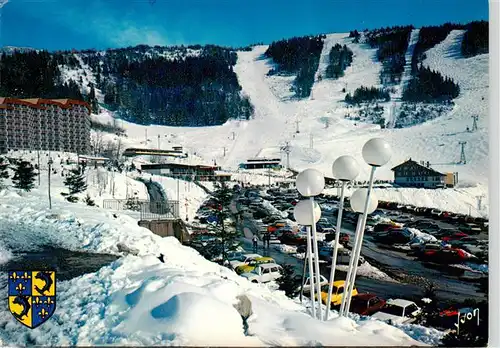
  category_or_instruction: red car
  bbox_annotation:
[349,293,387,316]
[340,232,350,244]
[442,232,469,242]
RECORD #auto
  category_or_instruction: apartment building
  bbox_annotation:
[0,98,91,154]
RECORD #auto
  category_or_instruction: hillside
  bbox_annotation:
[87,24,488,217]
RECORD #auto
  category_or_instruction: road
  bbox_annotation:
[235,198,486,303]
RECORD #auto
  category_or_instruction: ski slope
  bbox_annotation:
[92,30,489,216]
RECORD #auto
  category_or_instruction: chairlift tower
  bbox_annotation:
[459,141,467,164]
[295,119,301,133]
[471,115,479,132]
[280,141,292,170]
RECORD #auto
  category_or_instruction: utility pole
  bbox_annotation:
[145,129,148,144]
[37,150,41,186]
[471,115,478,132]
[477,195,484,211]
[231,132,236,140]
[223,147,227,157]
[48,158,53,209]
[157,134,160,149]
[295,120,300,133]
[459,141,467,164]
[268,169,271,187]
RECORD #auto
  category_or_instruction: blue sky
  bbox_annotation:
[0,0,489,51]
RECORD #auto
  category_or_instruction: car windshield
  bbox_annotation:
[321,285,337,293]
[236,255,248,262]
[380,304,404,316]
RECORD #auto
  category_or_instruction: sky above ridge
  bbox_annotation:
[0,0,489,51]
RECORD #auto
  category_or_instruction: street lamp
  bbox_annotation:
[293,198,322,320]
[324,155,359,320]
[295,168,325,320]
[339,138,391,317]
[340,188,379,316]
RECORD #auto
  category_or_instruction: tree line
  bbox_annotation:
[324,44,353,79]
[0,45,254,127]
[0,51,85,101]
[364,25,414,85]
[403,66,460,102]
[345,86,390,104]
[461,20,488,57]
[265,35,325,98]
[411,23,465,72]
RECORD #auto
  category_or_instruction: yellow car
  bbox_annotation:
[235,257,275,275]
[317,280,358,306]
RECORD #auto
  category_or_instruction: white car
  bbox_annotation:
[300,275,328,294]
[241,263,282,283]
[229,253,262,269]
[371,299,422,324]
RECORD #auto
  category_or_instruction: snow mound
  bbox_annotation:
[334,261,397,283]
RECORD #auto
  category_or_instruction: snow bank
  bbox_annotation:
[333,261,397,283]
[323,184,488,218]
[0,223,423,346]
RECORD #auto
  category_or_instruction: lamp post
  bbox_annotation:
[48,158,53,210]
[339,138,391,316]
[293,198,322,319]
[324,155,359,320]
[295,168,325,320]
[341,188,379,316]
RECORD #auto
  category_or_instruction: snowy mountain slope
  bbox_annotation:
[0,189,436,346]
[59,54,104,102]
[93,30,488,216]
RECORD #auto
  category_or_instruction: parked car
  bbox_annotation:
[371,299,422,324]
[318,247,364,265]
[318,280,358,306]
[419,248,472,264]
[235,257,276,274]
[229,253,262,269]
[299,275,329,294]
[280,232,307,246]
[349,293,387,316]
[372,228,413,245]
[240,263,283,283]
[459,223,482,235]
[442,232,469,242]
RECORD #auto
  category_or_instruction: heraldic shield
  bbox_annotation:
[8,271,56,329]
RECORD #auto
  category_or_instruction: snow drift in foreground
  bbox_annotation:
[0,188,436,346]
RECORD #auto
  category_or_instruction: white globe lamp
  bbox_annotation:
[293,199,322,225]
[350,188,379,214]
[296,169,325,197]
[332,155,360,181]
[362,138,392,167]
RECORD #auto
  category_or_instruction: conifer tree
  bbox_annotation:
[63,167,88,197]
[208,181,240,262]
[12,160,37,192]
[0,157,9,186]
[276,264,301,298]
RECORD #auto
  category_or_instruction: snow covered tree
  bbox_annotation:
[276,264,300,298]
[208,181,240,263]
[12,160,37,192]
[84,194,96,206]
[63,167,88,198]
[0,157,10,187]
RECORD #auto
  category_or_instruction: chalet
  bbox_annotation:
[140,163,231,182]
[239,158,282,170]
[391,159,448,189]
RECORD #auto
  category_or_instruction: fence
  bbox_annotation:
[102,199,179,220]
[140,201,180,220]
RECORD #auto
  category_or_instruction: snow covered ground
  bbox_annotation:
[0,186,441,346]
[89,30,488,218]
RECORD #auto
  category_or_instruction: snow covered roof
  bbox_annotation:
[387,298,416,307]
[391,159,445,176]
